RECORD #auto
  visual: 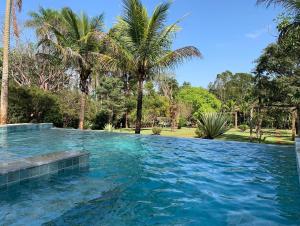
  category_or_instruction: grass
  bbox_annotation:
[116,127,294,145]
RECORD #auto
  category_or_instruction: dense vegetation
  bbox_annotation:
[0,0,299,142]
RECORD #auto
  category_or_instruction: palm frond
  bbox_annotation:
[61,7,81,40]
[12,0,23,37]
[257,0,300,14]
[155,46,202,69]
[121,0,148,46]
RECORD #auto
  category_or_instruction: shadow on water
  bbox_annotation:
[42,186,123,226]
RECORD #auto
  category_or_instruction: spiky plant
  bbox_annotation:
[196,112,229,139]
[104,0,202,134]
[104,123,115,132]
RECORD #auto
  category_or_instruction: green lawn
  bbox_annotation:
[116,127,294,145]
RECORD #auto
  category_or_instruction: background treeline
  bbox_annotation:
[0,0,299,140]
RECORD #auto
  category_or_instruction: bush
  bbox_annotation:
[195,128,204,138]
[239,124,249,132]
[177,117,186,129]
[92,111,110,130]
[8,86,62,126]
[196,112,229,139]
[152,127,162,135]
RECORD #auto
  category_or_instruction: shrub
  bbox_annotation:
[197,112,229,139]
[152,127,162,135]
[177,117,186,129]
[92,111,110,130]
[104,123,115,132]
[8,86,62,126]
[239,124,249,132]
[195,127,204,138]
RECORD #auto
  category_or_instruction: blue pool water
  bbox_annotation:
[0,128,300,225]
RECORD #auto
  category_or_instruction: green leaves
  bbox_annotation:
[178,86,222,117]
[111,0,201,79]
[196,112,229,139]
[28,7,105,70]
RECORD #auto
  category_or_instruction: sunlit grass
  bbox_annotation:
[116,127,294,145]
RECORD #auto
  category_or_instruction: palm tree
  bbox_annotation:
[27,8,105,129]
[1,0,22,124]
[257,0,300,38]
[106,0,202,134]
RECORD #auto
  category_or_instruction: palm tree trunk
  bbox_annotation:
[78,69,90,130]
[135,78,143,134]
[0,0,12,125]
[79,92,86,130]
[234,111,238,129]
[249,107,254,142]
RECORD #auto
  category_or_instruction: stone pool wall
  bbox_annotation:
[0,151,90,189]
[0,123,53,133]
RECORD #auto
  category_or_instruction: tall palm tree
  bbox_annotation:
[28,7,105,129]
[1,0,22,124]
[257,0,300,38]
[106,0,202,134]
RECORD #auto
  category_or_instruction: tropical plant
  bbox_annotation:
[106,0,201,134]
[27,7,106,129]
[152,127,162,135]
[104,123,115,132]
[196,112,229,139]
[257,0,300,39]
[239,124,249,132]
[1,0,23,124]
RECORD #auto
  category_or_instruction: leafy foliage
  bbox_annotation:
[8,86,62,126]
[239,124,249,132]
[152,127,162,135]
[178,86,221,118]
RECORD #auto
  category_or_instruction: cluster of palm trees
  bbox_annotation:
[0,0,201,133]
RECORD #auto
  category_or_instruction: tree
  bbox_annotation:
[177,86,221,120]
[28,7,106,129]
[106,0,201,134]
[157,75,179,131]
[253,13,300,138]
[10,43,69,91]
[1,0,22,124]
[97,76,126,125]
[257,0,300,39]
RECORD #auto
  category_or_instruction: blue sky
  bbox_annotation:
[0,0,282,88]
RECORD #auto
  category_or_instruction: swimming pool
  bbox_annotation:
[0,128,300,225]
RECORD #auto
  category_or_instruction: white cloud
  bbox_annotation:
[245,27,271,39]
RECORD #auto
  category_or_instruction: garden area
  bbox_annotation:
[0,0,298,145]
[0,0,300,225]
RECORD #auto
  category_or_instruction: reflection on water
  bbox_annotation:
[0,129,299,225]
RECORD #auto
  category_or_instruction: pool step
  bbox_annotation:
[0,151,89,188]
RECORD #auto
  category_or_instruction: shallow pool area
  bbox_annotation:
[0,128,300,225]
